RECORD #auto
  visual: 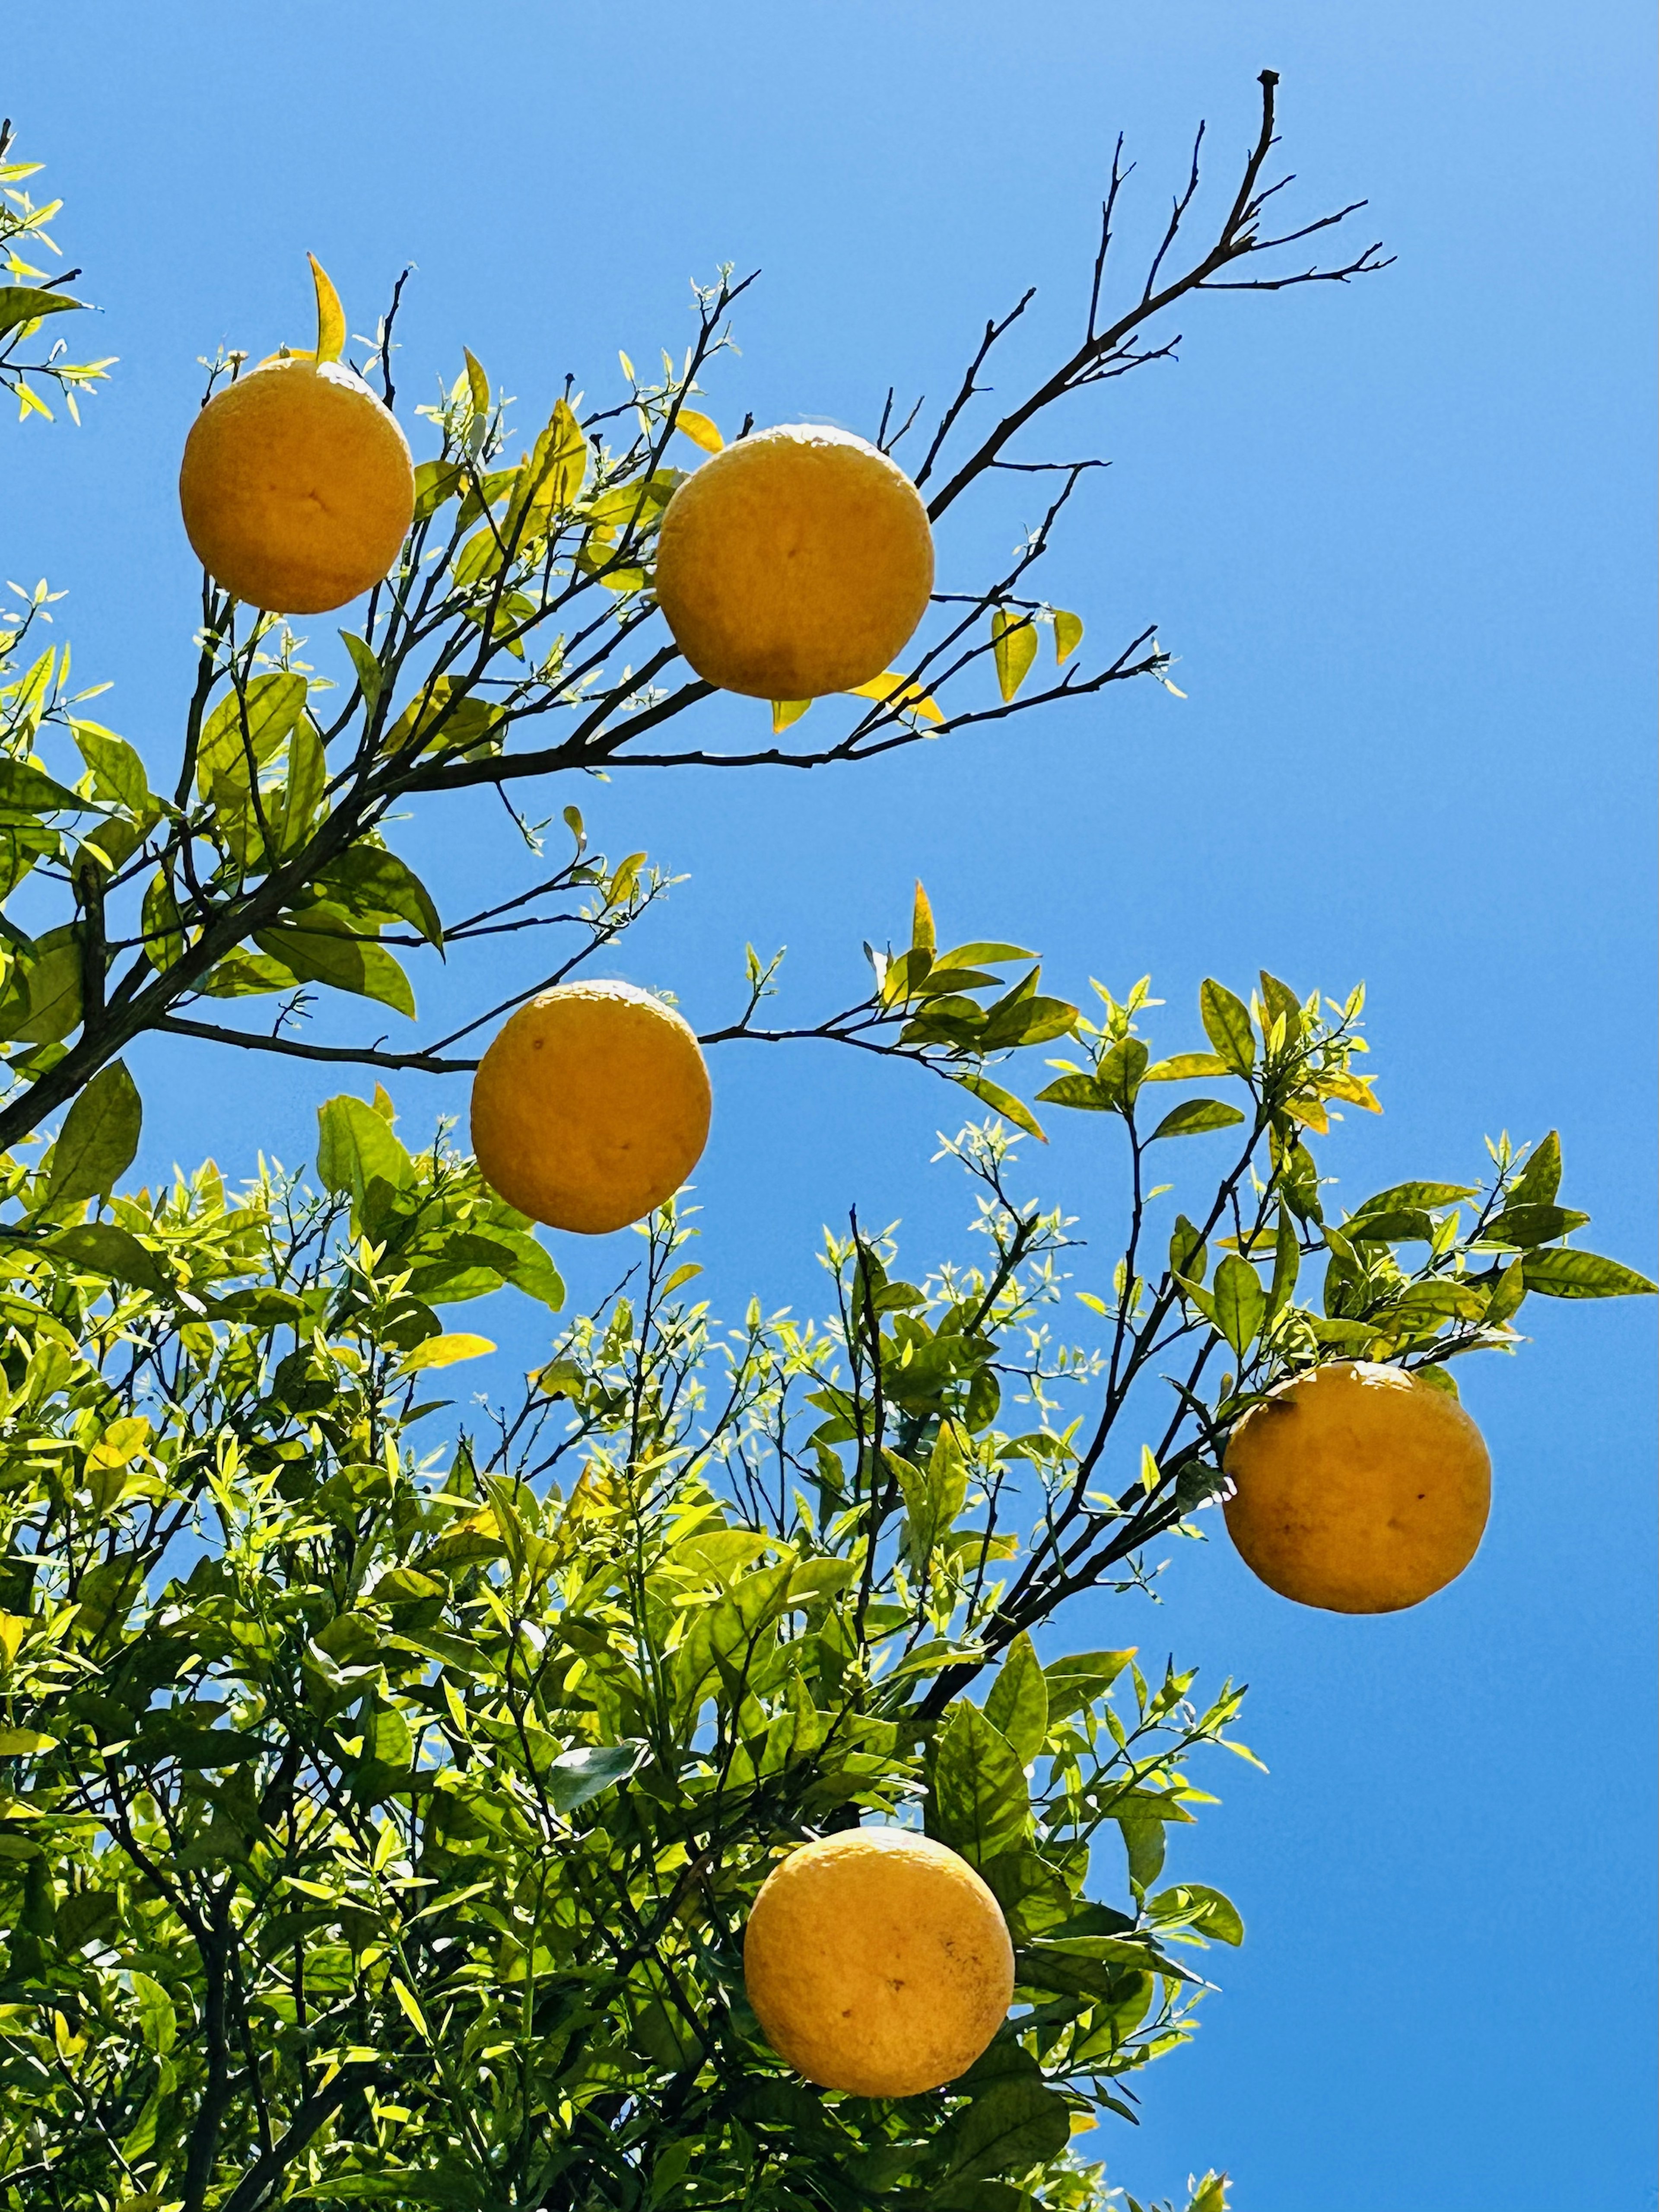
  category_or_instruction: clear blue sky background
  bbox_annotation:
[6,3,1656,2205]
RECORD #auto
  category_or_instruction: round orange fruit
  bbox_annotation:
[469,980,711,1235]
[654,424,934,699]
[743,1828,1014,2097]
[179,357,415,614]
[1223,1360,1491,1613]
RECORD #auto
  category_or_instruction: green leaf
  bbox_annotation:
[1213,1254,1265,1359]
[991,610,1039,703]
[895,1424,969,1564]
[1257,970,1303,1040]
[129,1970,178,2056]
[46,1224,171,1295]
[1141,1051,1232,1082]
[1042,1649,1136,1720]
[1198,980,1255,1076]
[956,1071,1046,1142]
[314,847,444,948]
[1522,1248,1656,1300]
[1508,1129,1561,1207]
[931,1703,1030,1865]
[546,1741,647,1813]
[0,286,87,338]
[1094,1036,1149,1108]
[947,2049,1072,2181]
[1147,1882,1245,1946]
[256,912,416,1016]
[1344,1208,1435,1244]
[0,1727,57,1754]
[1148,1098,1246,1142]
[340,631,383,711]
[1352,1180,1477,1215]
[0,758,91,817]
[1478,1203,1591,1249]
[1053,610,1084,665]
[397,1333,496,1373]
[271,716,327,859]
[71,722,155,816]
[44,1060,141,1209]
[1034,1072,1108,1111]
[316,1092,415,1205]
[984,1633,1049,1765]
[1268,1210,1300,1317]
[196,673,307,799]
[1169,1214,1208,1283]
[198,949,296,998]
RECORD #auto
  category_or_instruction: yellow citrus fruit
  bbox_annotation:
[654,424,934,700]
[469,980,711,1235]
[743,1828,1014,2097]
[179,357,415,614]
[1223,1360,1491,1613]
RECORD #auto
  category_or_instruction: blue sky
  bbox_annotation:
[6,2,1656,2205]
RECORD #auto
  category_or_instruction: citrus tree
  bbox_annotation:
[0,70,1652,2212]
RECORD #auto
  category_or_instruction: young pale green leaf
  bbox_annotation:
[196,672,307,798]
[1198,979,1255,1076]
[991,610,1039,703]
[44,1060,142,1209]
[1148,1098,1246,1143]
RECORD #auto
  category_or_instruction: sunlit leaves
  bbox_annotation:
[43,1059,141,1209]
[308,254,346,364]
[992,608,1039,702]
[1054,609,1084,665]
[674,407,723,453]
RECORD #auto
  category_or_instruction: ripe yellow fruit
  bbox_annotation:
[654,424,934,700]
[179,357,415,614]
[469,980,711,1235]
[743,1828,1014,2098]
[1223,1360,1491,1613]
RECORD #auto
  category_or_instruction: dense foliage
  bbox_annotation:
[0,954,1649,2210]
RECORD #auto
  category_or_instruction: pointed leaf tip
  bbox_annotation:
[308,255,346,365]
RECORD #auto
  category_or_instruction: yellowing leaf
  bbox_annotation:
[675,409,723,454]
[397,1333,496,1374]
[513,398,589,535]
[911,879,936,955]
[847,672,943,725]
[992,610,1039,702]
[390,1976,430,2037]
[462,348,491,421]
[771,699,812,733]
[1322,1070,1383,1113]
[308,255,346,365]
[0,1728,58,1755]
[1054,609,1084,665]
[956,1070,1047,1143]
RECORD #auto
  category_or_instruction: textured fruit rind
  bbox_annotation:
[655,424,935,700]
[179,358,415,614]
[743,1828,1014,2098]
[1223,1359,1492,1614]
[469,980,711,1235]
